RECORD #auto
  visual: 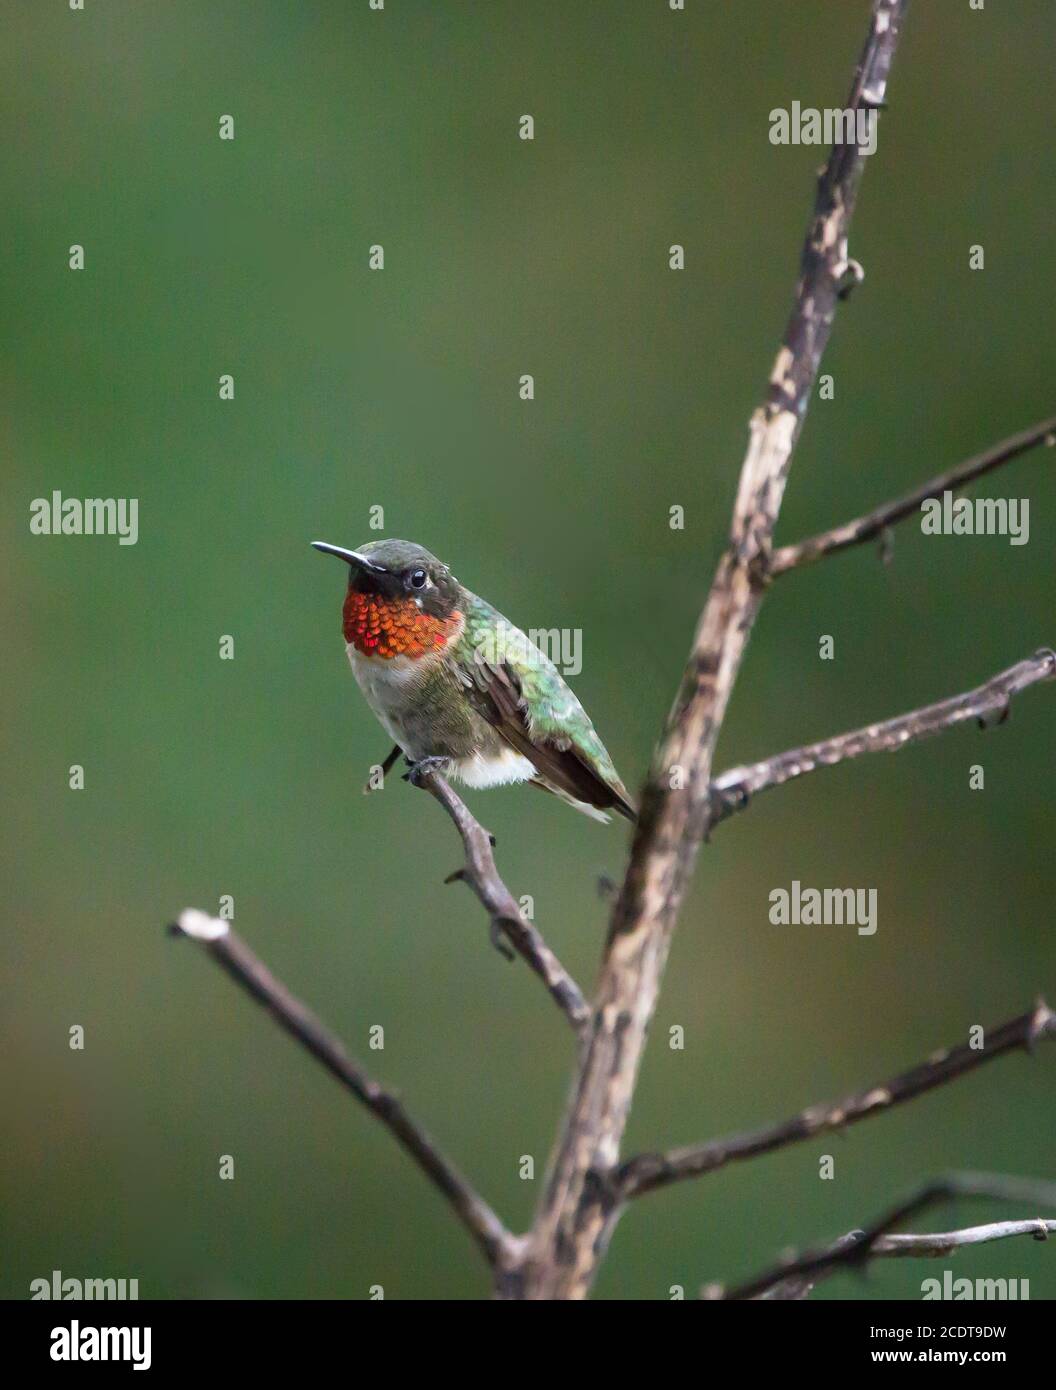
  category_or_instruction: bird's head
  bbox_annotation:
[312,538,463,659]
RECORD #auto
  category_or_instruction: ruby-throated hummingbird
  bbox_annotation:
[313,538,636,823]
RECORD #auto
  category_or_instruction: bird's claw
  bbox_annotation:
[403,756,449,787]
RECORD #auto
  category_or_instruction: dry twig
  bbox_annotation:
[708,650,1056,825]
[715,1172,1056,1301]
[769,416,1056,576]
[618,1000,1056,1200]
[170,909,515,1267]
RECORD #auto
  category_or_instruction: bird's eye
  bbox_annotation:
[408,568,428,590]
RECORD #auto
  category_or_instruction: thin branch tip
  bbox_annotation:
[172,907,229,942]
[1029,997,1056,1048]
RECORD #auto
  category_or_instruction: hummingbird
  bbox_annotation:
[313,538,636,823]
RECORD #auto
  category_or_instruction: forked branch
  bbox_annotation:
[714,1172,1056,1301]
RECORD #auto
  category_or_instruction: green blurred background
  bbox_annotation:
[3,0,1054,1300]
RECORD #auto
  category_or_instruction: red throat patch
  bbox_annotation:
[343,590,461,660]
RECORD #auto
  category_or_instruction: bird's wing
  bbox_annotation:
[452,619,636,821]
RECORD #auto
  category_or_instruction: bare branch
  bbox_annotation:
[618,999,1056,1200]
[518,0,911,1300]
[417,773,590,1035]
[769,415,1056,576]
[875,1219,1056,1257]
[737,1223,1056,1300]
[709,649,1056,826]
[714,1172,1056,1301]
[170,909,515,1267]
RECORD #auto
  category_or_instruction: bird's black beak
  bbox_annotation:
[311,541,387,571]
[312,541,396,594]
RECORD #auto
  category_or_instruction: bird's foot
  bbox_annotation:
[403,755,450,788]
